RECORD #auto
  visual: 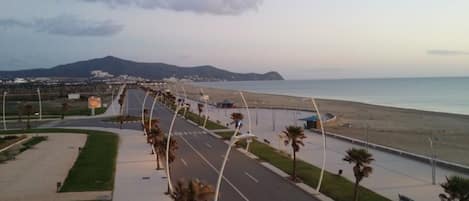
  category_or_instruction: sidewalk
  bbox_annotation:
[185,99,469,201]
[61,127,171,201]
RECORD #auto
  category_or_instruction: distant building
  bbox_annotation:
[68,93,80,100]
[14,78,28,83]
[91,70,114,78]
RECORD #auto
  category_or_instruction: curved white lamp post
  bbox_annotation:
[37,88,42,120]
[239,92,253,151]
[199,88,209,128]
[165,101,187,195]
[428,137,436,185]
[181,85,188,117]
[214,132,256,201]
[148,92,158,131]
[312,98,327,193]
[141,90,149,135]
[2,91,7,130]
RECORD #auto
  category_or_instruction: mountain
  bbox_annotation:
[0,56,284,81]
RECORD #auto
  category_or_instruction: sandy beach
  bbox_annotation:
[169,82,469,166]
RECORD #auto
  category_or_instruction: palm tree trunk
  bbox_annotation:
[293,150,297,181]
[354,179,359,201]
[156,151,161,170]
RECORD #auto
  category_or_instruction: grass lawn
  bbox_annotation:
[183,110,227,130]
[213,131,233,140]
[0,128,118,192]
[0,135,27,149]
[214,132,390,201]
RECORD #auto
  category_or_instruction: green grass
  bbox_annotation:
[0,128,118,192]
[183,110,227,130]
[214,132,390,201]
[214,131,234,140]
[19,136,48,152]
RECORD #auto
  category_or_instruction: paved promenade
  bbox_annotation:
[186,99,469,201]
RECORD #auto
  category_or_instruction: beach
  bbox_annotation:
[171,82,469,166]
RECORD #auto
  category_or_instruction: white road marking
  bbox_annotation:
[205,143,212,148]
[244,172,259,183]
[179,136,250,201]
[181,158,188,167]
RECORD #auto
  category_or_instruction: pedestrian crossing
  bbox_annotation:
[173,131,207,136]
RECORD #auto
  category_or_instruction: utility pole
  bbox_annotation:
[428,137,436,185]
[2,91,7,130]
[37,88,42,120]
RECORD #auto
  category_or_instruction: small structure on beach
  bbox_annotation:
[299,113,336,129]
[216,99,235,108]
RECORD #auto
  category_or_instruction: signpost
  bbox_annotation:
[88,96,102,116]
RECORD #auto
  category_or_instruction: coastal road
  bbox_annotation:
[50,88,319,201]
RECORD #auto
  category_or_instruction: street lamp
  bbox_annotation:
[181,85,188,117]
[199,89,209,128]
[239,91,253,151]
[2,91,7,130]
[428,137,436,185]
[148,92,158,131]
[165,101,188,195]
[214,132,256,201]
[141,90,150,134]
[37,88,42,120]
[311,98,327,193]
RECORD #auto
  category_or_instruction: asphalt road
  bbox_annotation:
[51,89,318,201]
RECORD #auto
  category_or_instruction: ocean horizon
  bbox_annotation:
[194,77,469,115]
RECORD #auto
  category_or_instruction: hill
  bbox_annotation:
[0,56,284,81]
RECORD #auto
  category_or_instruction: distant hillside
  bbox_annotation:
[0,56,284,81]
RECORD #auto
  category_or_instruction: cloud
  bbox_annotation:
[0,15,123,36]
[427,49,469,56]
[80,0,262,15]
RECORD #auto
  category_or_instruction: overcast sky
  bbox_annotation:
[1,0,469,79]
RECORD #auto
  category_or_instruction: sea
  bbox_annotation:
[194,77,469,115]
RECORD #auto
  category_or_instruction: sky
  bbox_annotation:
[1,0,469,80]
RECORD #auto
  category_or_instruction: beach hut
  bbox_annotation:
[299,113,336,129]
[216,99,235,108]
[299,115,320,129]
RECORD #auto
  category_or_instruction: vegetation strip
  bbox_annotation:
[214,132,390,201]
[0,128,118,192]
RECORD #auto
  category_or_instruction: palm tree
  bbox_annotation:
[230,112,244,129]
[282,125,306,181]
[23,104,33,129]
[197,103,204,117]
[439,176,469,201]
[343,148,374,201]
[150,128,165,169]
[61,101,69,120]
[159,135,178,165]
[173,179,215,201]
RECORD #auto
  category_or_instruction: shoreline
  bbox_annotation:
[171,82,469,166]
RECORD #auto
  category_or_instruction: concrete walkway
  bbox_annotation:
[0,134,100,201]
[61,127,172,201]
[185,99,469,201]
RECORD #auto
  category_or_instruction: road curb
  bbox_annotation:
[187,120,198,126]
[236,147,259,160]
[258,162,334,201]
[198,126,222,139]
